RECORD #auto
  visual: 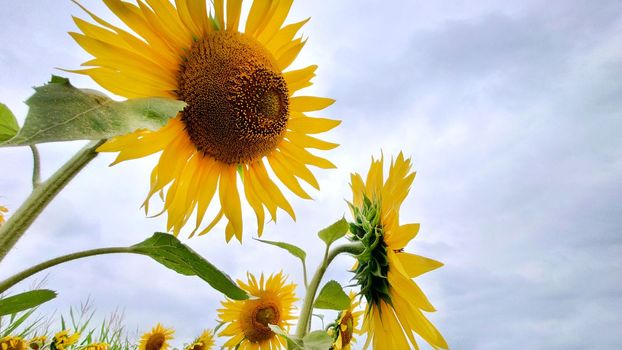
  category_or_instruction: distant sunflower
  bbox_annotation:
[184,330,215,350]
[83,343,108,350]
[1,336,27,350]
[328,291,363,350]
[0,205,8,226]
[27,336,46,350]
[70,0,339,242]
[51,330,80,350]
[349,153,447,350]
[218,272,296,349]
[138,324,174,350]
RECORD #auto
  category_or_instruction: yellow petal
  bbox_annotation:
[287,116,341,134]
[285,131,339,150]
[397,252,443,278]
[226,0,243,31]
[268,154,312,199]
[218,165,243,239]
[290,96,335,112]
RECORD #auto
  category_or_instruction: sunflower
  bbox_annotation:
[349,153,447,350]
[138,324,174,350]
[0,205,8,226]
[83,344,108,350]
[27,336,47,350]
[328,291,364,350]
[184,330,215,350]
[1,336,27,350]
[70,0,339,242]
[218,272,297,349]
[51,331,80,350]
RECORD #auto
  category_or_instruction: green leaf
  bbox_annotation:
[302,331,332,350]
[318,217,349,247]
[1,76,185,146]
[255,239,306,262]
[313,280,350,310]
[268,325,302,350]
[0,103,19,141]
[0,289,57,316]
[132,233,248,300]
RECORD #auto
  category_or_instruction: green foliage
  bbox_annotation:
[301,331,333,350]
[0,103,19,141]
[0,290,57,316]
[132,233,248,300]
[313,281,350,310]
[255,238,306,262]
[269,325,303,350]
[0,76,185,147]
[318,218,349,248]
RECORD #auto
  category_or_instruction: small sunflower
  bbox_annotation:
[218,272,297,349]
[138,324,174,350]
[349,153,447,350]
[51,330,80,350]
[70,0,339,242]
[27,336,47,350]
[184,330,215,350]
[1,336,27,350]
[0,205,8,226]
[83,344,108,350]
[328,291,364,350]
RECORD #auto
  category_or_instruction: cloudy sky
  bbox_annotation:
[1,0,621,349]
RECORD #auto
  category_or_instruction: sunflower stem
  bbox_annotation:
[0,246,133,294]
[0,140,105,264]
[29,145,41,188]
[294,242,365,340]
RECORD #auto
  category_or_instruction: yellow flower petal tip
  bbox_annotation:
[71,0,339,242]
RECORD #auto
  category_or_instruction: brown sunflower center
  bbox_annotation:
[339,311,354,346]
[244,301,281,342]
[178,31,289,165]
[145,334,165,350]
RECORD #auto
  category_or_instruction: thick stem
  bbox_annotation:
[294,242,364,339]
[0,140,105,264]
[0,246,133,294]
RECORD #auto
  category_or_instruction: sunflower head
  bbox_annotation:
[328,292,363,350]
[0,205,8,226]
[184,330,215,350]
[349,153,448,349]
[27,336,46,350]
[83,343,108,350]
[1,336,27,350]
[51,330,80,350]
[72,0,339,242]
[138,324,174,350]
[218,272,297,349]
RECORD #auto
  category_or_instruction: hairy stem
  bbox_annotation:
[29,145,41,188]
[294,242,364,339]
[0,140,105,264]
[0,246,134,294]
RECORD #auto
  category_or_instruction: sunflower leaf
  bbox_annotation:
[0,103,19,142]
[0,76,185,147]
[268,325,302,350]
[301,331,332,350]
[0,289,57,316]
[255,238,306,261]
[313,280,350,310]
[132,233,248,300]
[318,217,349,248]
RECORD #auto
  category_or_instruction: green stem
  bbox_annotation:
[0,140,105,264]
[294,242,364,340]
[0,246,133,294]
[29,145,41,188]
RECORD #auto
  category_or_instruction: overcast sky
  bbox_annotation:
[1,1,621,349]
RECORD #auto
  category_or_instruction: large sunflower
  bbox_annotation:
[218,272,297,349]
[349,153,447,350]
[70,0,339,242]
